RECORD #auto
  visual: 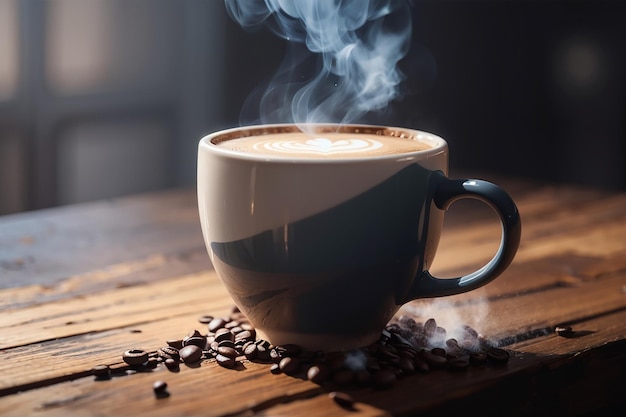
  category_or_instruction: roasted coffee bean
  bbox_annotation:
[555,326,573,337]
[183,336,207,349]
[208,317,227,332]
[270,363,281,374]
[448,357,470,371]
[469,351,488,365]
[214,328,234,343]
[217,339,236,349]
[243,343,258,360]
[166,339,184,349]
[180,345,203,363]
[146,357,159,369]
[229,326,244,335]
[157,346,180,361]
[420,350,447,369]
[153,380,168,393]
[224,320,240,329]
[240,322,255,332]
[123,349,149,366]
[462,324,479,338]
[307,364,330,384]
[256,345,272,362]
[216,353,236,369]
[431,347,446,357]
[217,346,238,359]
[269,348,282,363]
[198,315,214,324]
[424,318,437,336]
[486,347,510,364]
[92,364,111,379]
[278,357,300,374]
[372,369,396,389]
[235,329,255,342]
[398,315,417,330]
[329,391,355,409]
[164,358,179,370]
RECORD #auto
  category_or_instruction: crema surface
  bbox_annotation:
[214,132,432,159]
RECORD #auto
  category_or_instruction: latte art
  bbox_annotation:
[257,137,383,155]
[215,131,433,159]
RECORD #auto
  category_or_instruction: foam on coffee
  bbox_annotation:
[213,131,432,159]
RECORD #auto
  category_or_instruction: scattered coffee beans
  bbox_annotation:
[104,306,513,397]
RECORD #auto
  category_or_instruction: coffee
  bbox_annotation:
[213,130,433,159]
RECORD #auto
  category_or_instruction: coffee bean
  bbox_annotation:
[486,347,510,364]
[217,346,238,359]
[92,364,111,380]
[448,357,470,371]
[183,336,207,349]
[555,326,573,337]
[329,391,355,409]
[224,320,240,329]
[157,346,180,362]
[413,358,430,373]
[469,351,488,365]
[208,317,227,332]
[164,358,179,370]
[214,328,234,343]
[166,339,184,350]
[243,343,258,360]
[278,357,300,374]
[270,363,281,374]
[123,349,149,366]
[372,369,396,389]
[235,329,255,342]
[146,357,159,369]
[307,364,330,384]
[279,344,302,357]
[431,347,446,357]
[153,380,168,393]
[198,315,214,324]
[180,345,203,363]
[424,318,437,336]
[420,350,447,369]
[216,353,236,369]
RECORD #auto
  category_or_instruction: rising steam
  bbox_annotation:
[225,0,412,127]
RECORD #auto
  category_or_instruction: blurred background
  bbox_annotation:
[0,0,624,215]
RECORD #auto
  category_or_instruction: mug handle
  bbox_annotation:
[407,173,522,299]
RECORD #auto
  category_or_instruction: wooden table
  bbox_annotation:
[1,175,625,416]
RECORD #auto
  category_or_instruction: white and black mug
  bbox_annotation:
[197,124,521,351]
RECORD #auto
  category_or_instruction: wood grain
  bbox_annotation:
[1,179,625,416]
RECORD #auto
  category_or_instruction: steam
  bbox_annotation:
[225,0,412,128]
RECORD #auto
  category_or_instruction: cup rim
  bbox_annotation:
[199,123,447,163]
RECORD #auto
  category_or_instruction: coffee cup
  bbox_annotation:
[197,124,521,351]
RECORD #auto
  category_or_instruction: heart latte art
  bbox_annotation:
[214,132,432,159]
[259,137,383,155]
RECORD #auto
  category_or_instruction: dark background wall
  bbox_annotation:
[220,0,626,190]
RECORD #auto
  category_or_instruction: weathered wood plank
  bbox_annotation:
[0,188,206,289]
[1,306,623,417]
[1,255,623,398]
